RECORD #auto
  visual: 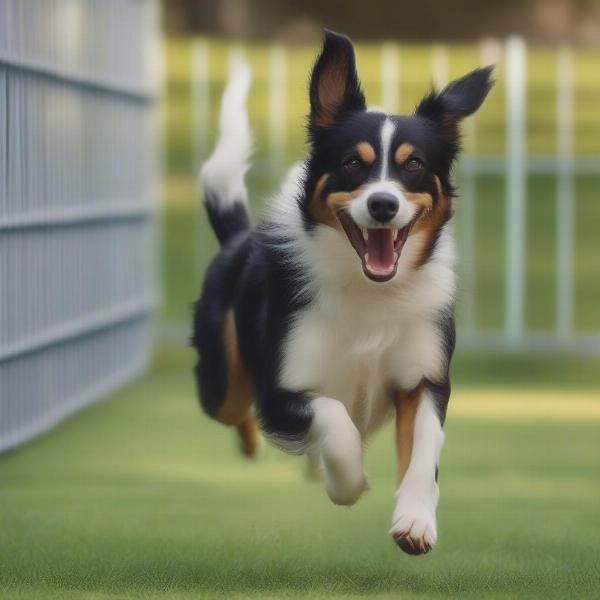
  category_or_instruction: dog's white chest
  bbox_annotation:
[280,291,434,436]
[278,225,456,437]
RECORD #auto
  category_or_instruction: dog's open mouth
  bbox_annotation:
[337,212,412,282]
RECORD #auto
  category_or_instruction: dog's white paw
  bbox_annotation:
[390,483,438,555]
[390,508,437,554]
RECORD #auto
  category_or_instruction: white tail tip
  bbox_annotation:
[200,58,253,206]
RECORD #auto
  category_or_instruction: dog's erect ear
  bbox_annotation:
[416,66,494,138]
[309,30,366,130]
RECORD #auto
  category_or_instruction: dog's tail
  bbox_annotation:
[199,59,252,245]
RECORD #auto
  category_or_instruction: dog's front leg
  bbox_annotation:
[310,397,367,506]
[390,382,447,554]
[261,390,367,506]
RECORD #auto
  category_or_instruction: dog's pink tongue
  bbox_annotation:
[366,229,395,274]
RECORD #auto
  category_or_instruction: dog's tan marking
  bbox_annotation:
[216,310,259,455]
[405,191,433,211]
[357,142,376,165]
[394,383,424,483]
[326,186,364,212]
[217,310,254,425]
[236,416,260,458]
[217,309,260,456]
[309,174,337,227]
[310,174,365,230]
[394,143,414,165]
[412,175,452,267]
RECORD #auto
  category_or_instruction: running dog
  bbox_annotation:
[192,30,493,554]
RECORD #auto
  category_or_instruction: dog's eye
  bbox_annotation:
[404,157,424,172]
[343,157,362,171]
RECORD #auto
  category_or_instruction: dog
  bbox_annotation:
[192,30,493,555]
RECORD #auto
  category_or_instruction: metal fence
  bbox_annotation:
[190,38,600,355]
[0,0,161,452]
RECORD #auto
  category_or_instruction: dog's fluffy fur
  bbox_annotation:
[192,31,493,554]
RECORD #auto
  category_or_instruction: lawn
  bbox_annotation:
[1,350,599,600]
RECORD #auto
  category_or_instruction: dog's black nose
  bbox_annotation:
[367,193,399,223]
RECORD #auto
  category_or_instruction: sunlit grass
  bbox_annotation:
[451,388,600,420]
[1,352,599,599]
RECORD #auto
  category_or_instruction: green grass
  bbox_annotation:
[1,351,600,599]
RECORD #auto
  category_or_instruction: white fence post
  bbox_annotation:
[460,110,478,334]
[228,44,246,73]
[556,45,575,339]
[191,40,210,278]
[191,40,210,167]
[431,44,448,88]
[268,44,287,182]
[381,43,400,113]
[504,36,527,345]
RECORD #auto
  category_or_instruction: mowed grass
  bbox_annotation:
[1,350,600,600]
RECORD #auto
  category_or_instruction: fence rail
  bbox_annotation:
[0,0,161,453]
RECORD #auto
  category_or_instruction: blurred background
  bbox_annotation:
[1,1,599,599]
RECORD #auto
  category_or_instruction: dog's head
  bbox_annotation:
[302,30,493,282]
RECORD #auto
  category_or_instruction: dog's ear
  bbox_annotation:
[309,30,366,131]
[416,66,494,139]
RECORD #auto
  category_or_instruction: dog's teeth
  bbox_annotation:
[362,228,369,241]
[392,229,398,241]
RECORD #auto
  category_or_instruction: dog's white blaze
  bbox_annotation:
[347,118,421,229]
[390,390,444,548]
[379,118,396,180]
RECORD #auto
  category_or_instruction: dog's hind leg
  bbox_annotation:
[218,309,259,456]
[235,414,260,457]
[194,307,260,457]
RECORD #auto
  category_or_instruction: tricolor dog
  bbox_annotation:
[192,30,493,554]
